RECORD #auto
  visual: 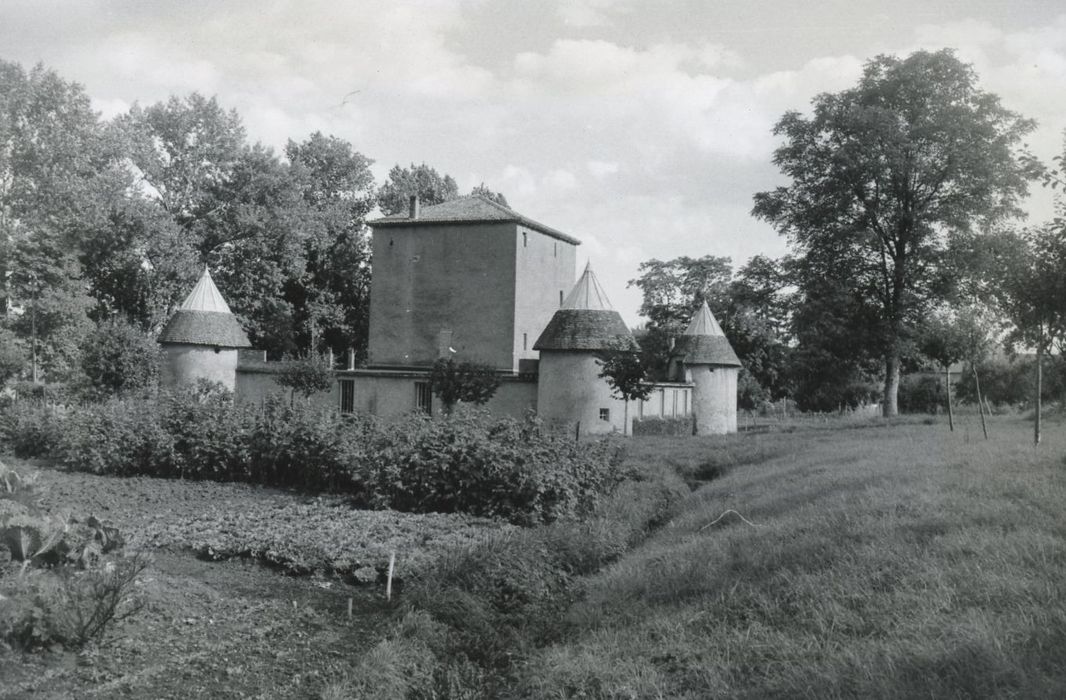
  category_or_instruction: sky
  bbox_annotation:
[1,0,1064,325]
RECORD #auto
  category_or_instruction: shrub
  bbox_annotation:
[632,415,693,436]
[79,319,160,400]
[275,353,334,402]
[429,358,501,413]
[899,375,946,414]
[0,401,67,459]
[361,412,621,524]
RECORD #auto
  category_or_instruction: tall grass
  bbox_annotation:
[516,415,1066,698]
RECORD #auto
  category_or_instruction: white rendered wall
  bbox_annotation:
[161,344,239,391]
[688,365,738,435]
[537,351,629,435]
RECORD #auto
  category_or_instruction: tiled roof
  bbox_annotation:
[675,301,741,366]
[158,268,251,348]
[158,310,252,348]
[370,195,581,245]
[533,309,638,352]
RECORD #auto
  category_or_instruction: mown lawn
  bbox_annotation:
[520,414,1066,698]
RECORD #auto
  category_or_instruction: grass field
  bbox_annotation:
[518,414,1066,698]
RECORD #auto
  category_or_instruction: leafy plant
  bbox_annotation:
[429,358,501,413]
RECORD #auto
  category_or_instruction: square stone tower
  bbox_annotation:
[367,195,579,372]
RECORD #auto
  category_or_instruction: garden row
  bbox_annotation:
[0,383,622,525]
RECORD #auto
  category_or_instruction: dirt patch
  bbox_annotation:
[1,550,394,699]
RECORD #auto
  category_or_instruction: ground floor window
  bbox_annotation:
[415,381,432,414]
[599,408,610,422]
[340,379,354,414]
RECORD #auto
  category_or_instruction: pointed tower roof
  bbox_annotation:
[158,268,252,348]
[179,267,233,313]
[562,262,613,310]
[674,301,741,366]
[533,263,637,352]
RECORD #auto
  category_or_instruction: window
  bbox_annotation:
[559,290,564,307]
[415,382,432,415]
[340,379,354,414]
[522,333,527,351]
[522,232,527,247]
[599,408,610,422]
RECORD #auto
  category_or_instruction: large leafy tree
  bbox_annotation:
[753,50,1037,416]
[377,163,459,216]
[0,60,105,381]
[628,255,792,399]
[285,132,375,359]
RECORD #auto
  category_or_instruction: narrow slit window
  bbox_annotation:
[522,333,527,351]
[559,290,564,307]
[522,232,527,247]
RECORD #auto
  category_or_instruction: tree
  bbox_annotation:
[0,60,105,381]
[628,255,733,379]
[276,353,334,404]
[80,319,160,398]
[919,310,970,430]
[986,225,1066,444]
[429,358,500,414]
[0,328,25,386]
[597,343,653,436]
[284,132,376,360]
[470,183,509,207]
[377,163,458,216]
[753,50,1038,416]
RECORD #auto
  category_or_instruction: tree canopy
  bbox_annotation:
[753,49,1038,415]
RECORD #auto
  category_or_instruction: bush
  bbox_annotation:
[79,320,160,400]
[632,415,693,436]
[29,389,621,525]
[362,411,621,524]
[899,375,947,414]
[0,401,67,459]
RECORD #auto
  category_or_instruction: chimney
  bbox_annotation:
[409,195,420,219]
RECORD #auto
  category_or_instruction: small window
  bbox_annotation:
[340,379,355,414]
[415,382,432,415]
[559,290,564,307]
[599,408,610,422]
[522,232,527,248]
[522,333,527,351]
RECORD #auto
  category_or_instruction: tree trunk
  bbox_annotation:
[945,363,954,432]
[973,366,988,440]
[1035,325,1043,446]
[30,300,38,384]
[623,399,629,437]
[882,352,900,417]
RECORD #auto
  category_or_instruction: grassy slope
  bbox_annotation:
[521,417,1066,699]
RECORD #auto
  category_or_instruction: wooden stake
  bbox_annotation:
[386,552,396,602]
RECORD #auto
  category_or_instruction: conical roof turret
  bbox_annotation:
[534,263,637,351]
[158,267,252,348]
[674,301,740,366]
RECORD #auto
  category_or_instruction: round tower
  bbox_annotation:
[533,263,638,435]
[158,267,251,391]
[674,301,741,435]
